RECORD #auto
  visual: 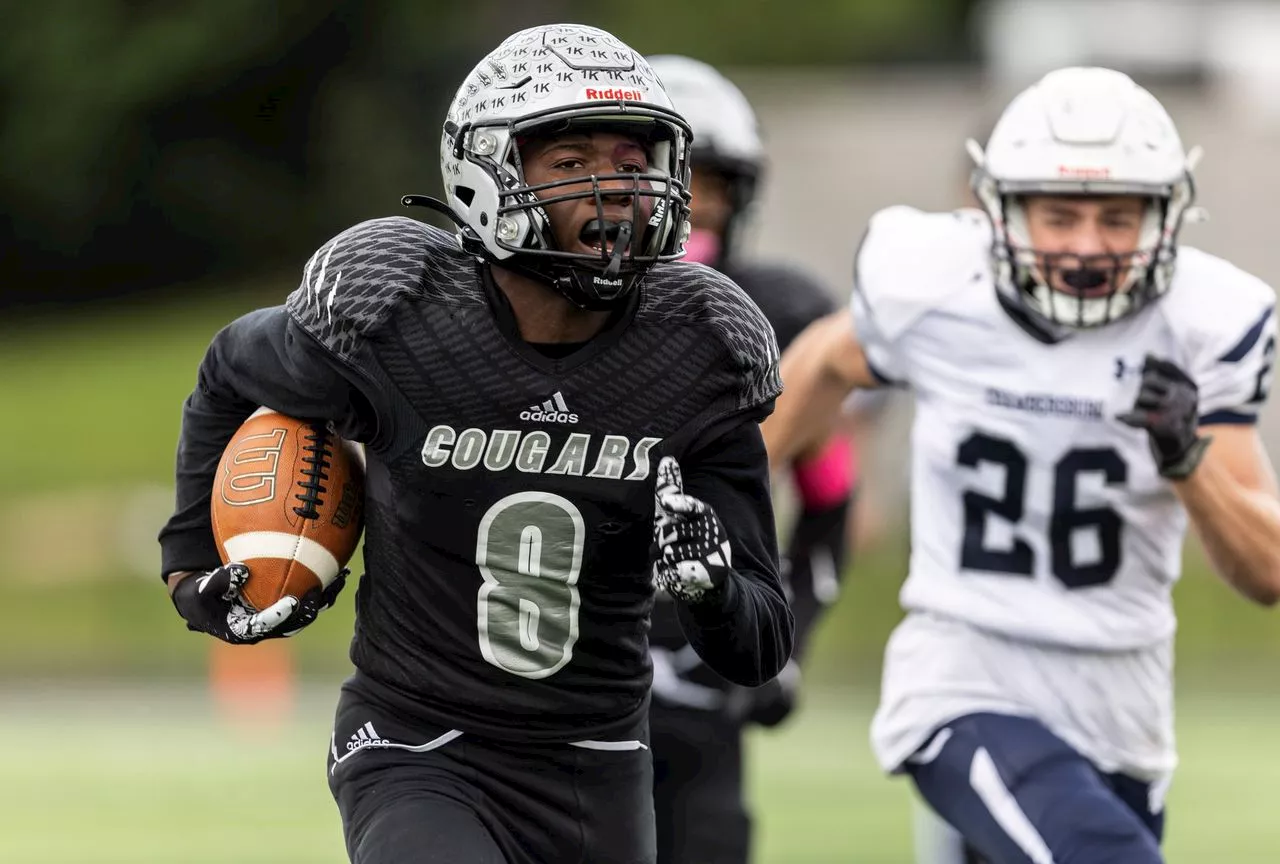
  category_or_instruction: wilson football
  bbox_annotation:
[211,407,365,612]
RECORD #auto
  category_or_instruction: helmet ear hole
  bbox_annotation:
[455,186,475,207]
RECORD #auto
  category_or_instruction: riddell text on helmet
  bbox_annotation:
[582,87,647,101]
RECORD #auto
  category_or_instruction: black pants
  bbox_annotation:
[650,702,751,864]
[327,683,656,864]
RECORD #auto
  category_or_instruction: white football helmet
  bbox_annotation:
[424,24,692,309]
[647,55,764,206]
[968,67,1198,331]
[647,55,764,266]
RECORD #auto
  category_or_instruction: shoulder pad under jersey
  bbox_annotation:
[640,261,782,411]
[286,216,484,360]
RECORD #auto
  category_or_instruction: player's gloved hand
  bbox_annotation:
[652,456,732,603]
[170,563,347,645]
[1116,354,1212,480]
[744,659,801,728]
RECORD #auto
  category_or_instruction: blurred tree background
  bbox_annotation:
[4,0,1277,689]
[0,0,973,315]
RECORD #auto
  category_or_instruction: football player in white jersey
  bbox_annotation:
[762,67,1280,863]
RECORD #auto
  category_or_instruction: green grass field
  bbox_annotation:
[2,682,1277,863]
[4,277,1280,863]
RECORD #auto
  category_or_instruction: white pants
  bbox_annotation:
[871,611,1176,790]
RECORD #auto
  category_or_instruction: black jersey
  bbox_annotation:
[159,216,793,742]
[726,261,837,353]
[649,260,847,710]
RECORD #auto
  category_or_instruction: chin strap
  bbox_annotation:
[604,221,633,279]
[402,193,492,258]
[402,194,468,227]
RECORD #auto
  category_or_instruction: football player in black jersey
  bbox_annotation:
[158,24,793,864]
[644,55,857,864]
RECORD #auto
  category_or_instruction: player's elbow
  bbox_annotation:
[729,670,775,688]
[740,606,796,688]
[1232,562,1280,607]
[724,654,788,688]
[1247,574,1280,607]
[1247,544,1280,606]
[704,615,794,689]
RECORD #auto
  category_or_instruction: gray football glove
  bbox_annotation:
[1116,354,1212,479]
[170,563,346,645]
[652,456,732,603]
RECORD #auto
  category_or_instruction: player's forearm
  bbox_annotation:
[1176,457,1280,606]
[763,361,848,468]
[158,307,362,579]
[785,497,851,663]
[676,572,795,686]
[158,366,261,579]
[763,314,869,467]
[165,570,196,594]
[676,421,795,684]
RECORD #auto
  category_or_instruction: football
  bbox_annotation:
[210,407,365,612]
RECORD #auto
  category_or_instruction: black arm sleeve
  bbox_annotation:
[673,418,795,687]
[784,495,852,663]
[157,305,379,580]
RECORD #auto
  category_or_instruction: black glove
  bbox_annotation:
[171,562,346,645]
[1117,354,1212,480]
[744,659,801,728]
[652,456,731,603]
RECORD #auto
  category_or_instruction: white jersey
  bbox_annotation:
[856,206,1276,777]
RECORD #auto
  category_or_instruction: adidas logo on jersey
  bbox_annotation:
[520,391,579,424]
[345,721,391,752]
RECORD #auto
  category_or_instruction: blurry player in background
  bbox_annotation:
[158,24,794,864]
[763,67,1280,863]
[645,54,856,864]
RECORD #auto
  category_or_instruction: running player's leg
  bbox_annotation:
[651,705,694,864]
[342,724,657,864]
[651,704,749,864]
[331,743,506,864]
[907,712,1163,864]
[1102,770,1167,845]
[572,737,659,864]
[913,797,985,863]
[327,684,514,863]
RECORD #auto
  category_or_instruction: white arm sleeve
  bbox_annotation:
[1185,266,1277,425]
